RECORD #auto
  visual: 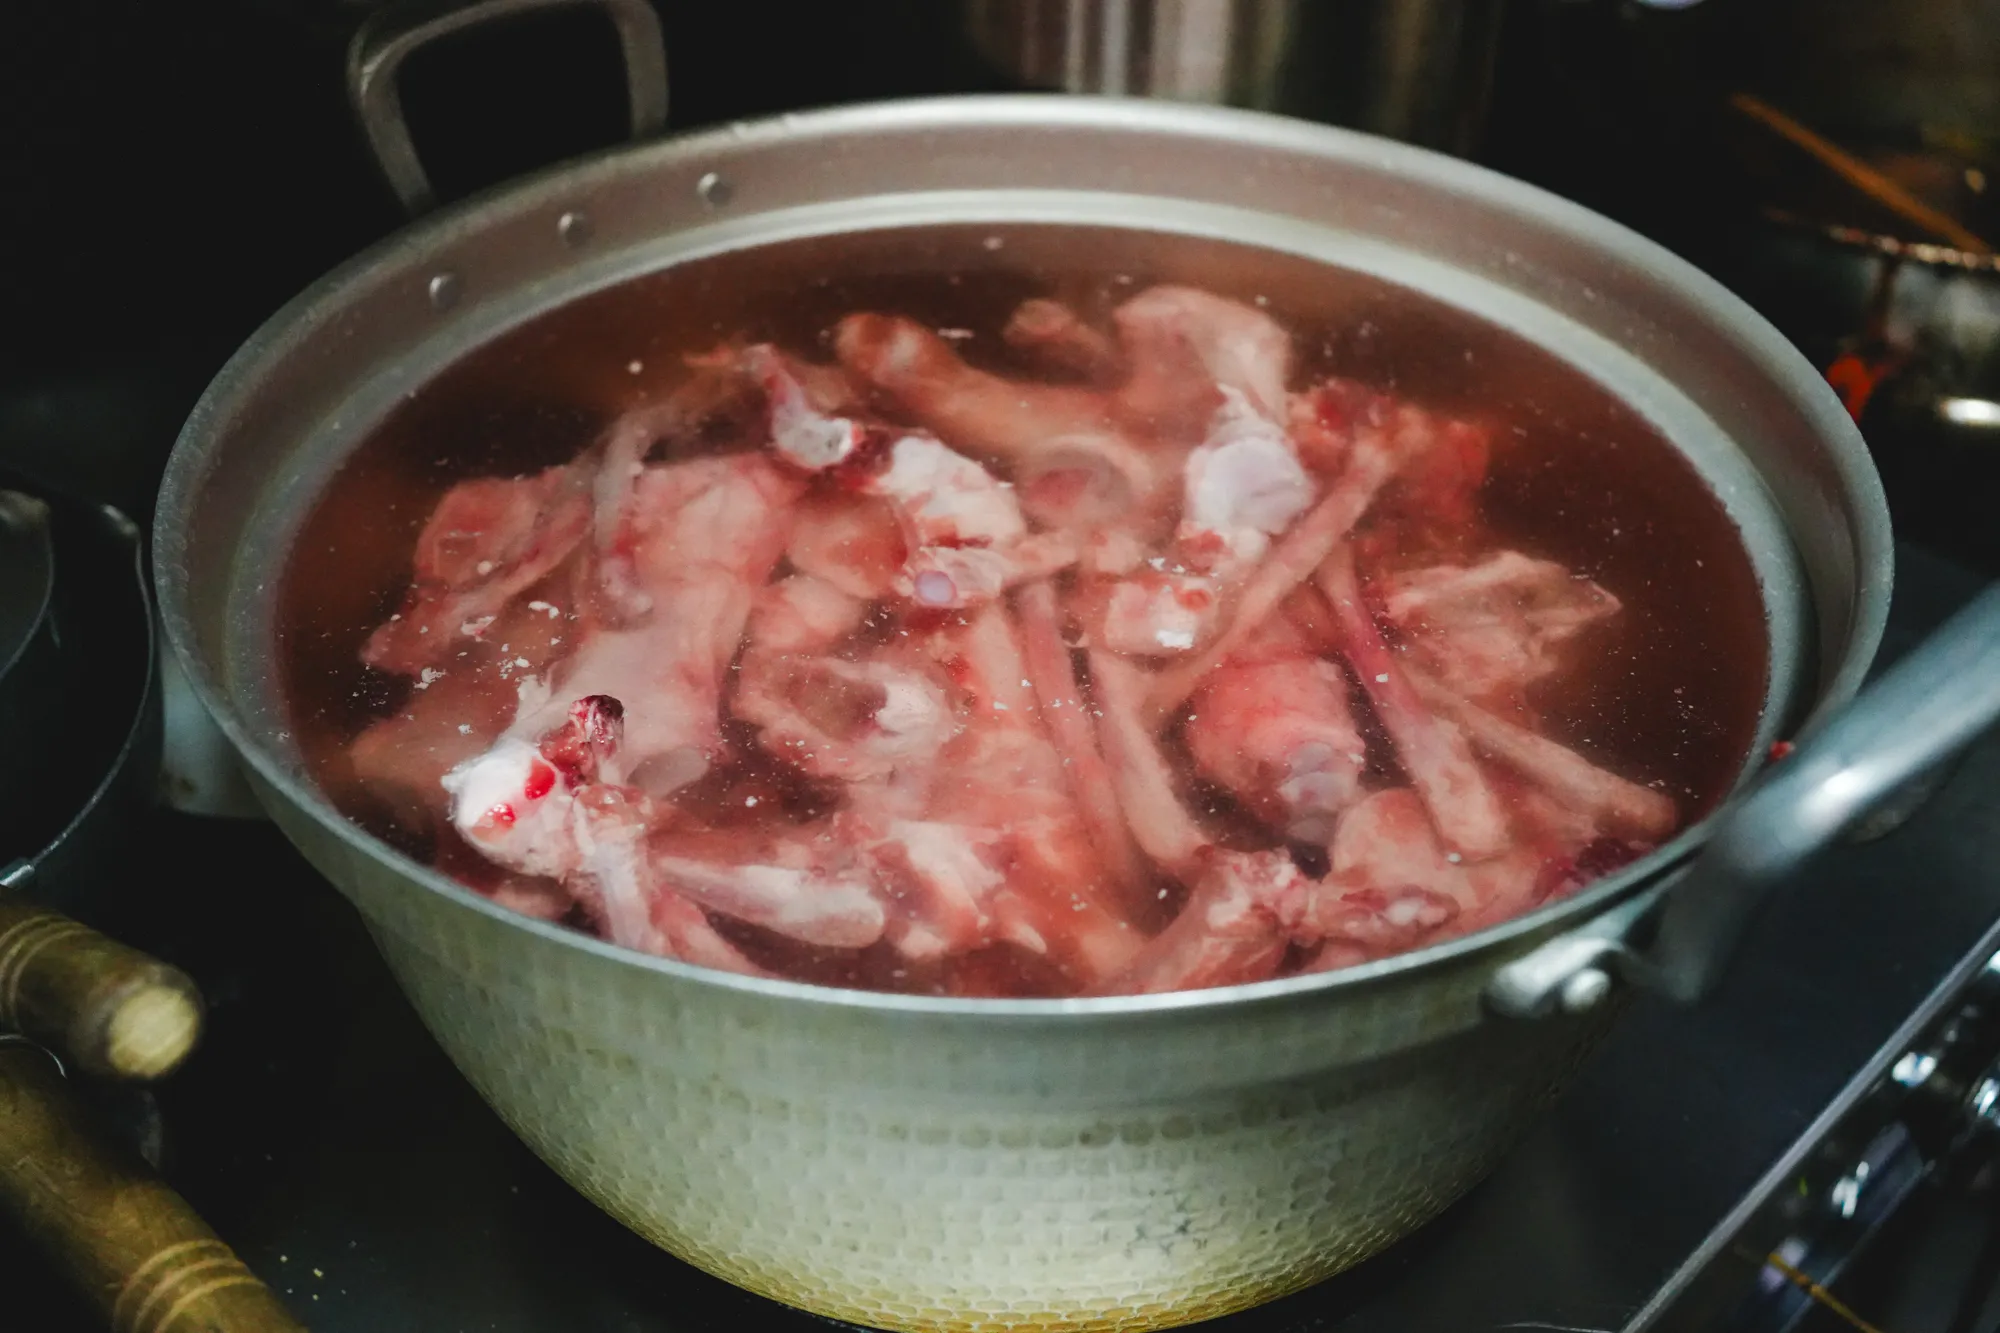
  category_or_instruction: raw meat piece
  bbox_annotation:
[1088,651,1211,878]
[742,343,867,470]
[1003,299,1123,382]
[1303,789,1552,951]
[1315,545,1512,860]
[785,492,906,600]
[1146,427,1398,718]
[1378,551,1621,702]
[1183,616,1365,844]
[1407,671,1678,839]
[1113,285,1293,434]
[440,695,765,973]
[858,434,1079,609]
[1291,379,1494,567]
[743,573,869,655]
[880,604,1143,981]
[1079,526,1150,577]
[1083,570,1220,658]
[512,453,801,795]
[736,649,954,785]
[834,312,1166,528]
[1108,850,1307,994]
[1015,582,1150,899]
[363,463,593,675]
[732,568,956,784]
[651,841,885,949]
[348,568,579,832]
[1176,387,1317,575]
[854,818,1015,960]
[732,573,950,786]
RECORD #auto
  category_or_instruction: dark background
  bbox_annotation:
[0,1,1805,388]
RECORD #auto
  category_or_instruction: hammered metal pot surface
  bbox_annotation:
[157,97,1889,1332]
[261,780,1607,1330]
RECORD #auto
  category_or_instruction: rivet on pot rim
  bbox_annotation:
[558,211,592,247]
[427,273,461,311]
[1558,967,1613,1015]
[697,172,734,208]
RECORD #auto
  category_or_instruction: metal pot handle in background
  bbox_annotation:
[1491,581,2000,1017]
[347,0,669,215]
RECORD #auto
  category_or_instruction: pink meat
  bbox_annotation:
[438,694,766,974]
[348,570,580,832]
[1003,298,1123,382]
[1183,618,1366,844]
[1303,789,1547,952]
[1146,429,1398,719]
[364,464,593,675]
[834,312,1166,528]
[513,454,801,794]
[856,433,1080,609]
[1113,285,1293,435]
[1015,582,1150,897]
[1407,671,1679,840]
[1088,651,1211,879]
[1107,850,1306,995]
[1378,551,1621,703]
[1316,545,1512,860]
[1175,387,1317,577]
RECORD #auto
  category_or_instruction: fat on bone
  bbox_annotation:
[1014,582,1150,899]
[1378,550,1622,701]
[736,652,956,784]
[1087,650,1211,880]
[1182,628,1366,844]
[650,853,886,949]
[1146,428,1399,720]
[363,463,593,675]
[1315,544,1512,860]
[1105,850,1305,995]
[524,454,800,794]
[1112,285,1294,433]
[1176,386,1318,575]
[833,311,1165,528]
[1406,671,1678,840]
[1003,298,1124,381]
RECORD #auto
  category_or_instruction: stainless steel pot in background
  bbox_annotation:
[960,0,1505,155]
[955,0,1718,158]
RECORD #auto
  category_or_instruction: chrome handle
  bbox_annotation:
[1491,581,2000,1017]
[346,0,669,215]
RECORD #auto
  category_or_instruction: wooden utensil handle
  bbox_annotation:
[0,899,202,1081]
[0,1041,308,1332]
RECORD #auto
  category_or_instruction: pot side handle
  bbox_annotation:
[1489,580,2000,1017]
[347,0,670,216]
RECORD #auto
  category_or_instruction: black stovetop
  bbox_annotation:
[5,540,1995,1332]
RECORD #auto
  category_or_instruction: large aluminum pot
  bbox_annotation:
[152,4,2000,1329]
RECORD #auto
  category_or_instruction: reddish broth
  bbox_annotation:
[277,224,1768,996]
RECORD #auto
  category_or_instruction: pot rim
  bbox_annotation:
[155,93,1894,1020]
